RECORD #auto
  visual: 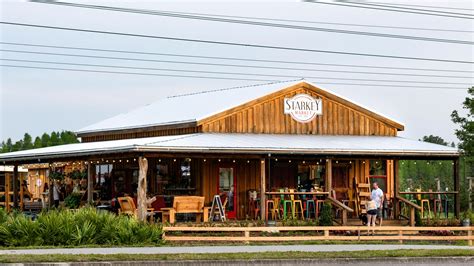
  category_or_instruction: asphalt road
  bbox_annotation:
[1,244,473,255]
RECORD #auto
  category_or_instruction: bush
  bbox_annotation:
[319,202,333,226]
[64,193,82,209]
[0,207,163,247]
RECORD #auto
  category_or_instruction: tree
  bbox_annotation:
[452,87,474,156]
[33,137,42,149]
[421,135,448,146]
[41,133,50,147]
[452,86,474,211]
[22,133,33,150]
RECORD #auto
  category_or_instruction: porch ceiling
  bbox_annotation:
[0,133,459,163]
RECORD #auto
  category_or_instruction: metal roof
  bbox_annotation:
[76,80,404,135]
[0,134,458,162]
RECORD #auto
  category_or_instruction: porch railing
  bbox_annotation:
[162,226,473,245]
[327,196,354,225]
[396,196,422,226]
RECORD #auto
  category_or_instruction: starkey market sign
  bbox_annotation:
[284,94,322,123]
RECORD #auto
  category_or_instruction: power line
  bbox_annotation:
[361,1,474,12]
[1,64,467,90]
[3,42,472,74]
[304,1,473,19]
[1,22,472,64]
[29,1,474,45]
[364,1,474,12]
[334,0,474,17]
[3,58,471,86]
[3,49,472,79]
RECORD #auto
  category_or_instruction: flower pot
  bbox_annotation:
[462,218,470,227]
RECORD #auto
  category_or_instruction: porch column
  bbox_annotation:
[12,165,19,209]
[87,163,94,203]
[326,159,332,193]
[48,164,53,209]
[260,159,266,221]
[137,156,148,222]
[393,160,400,219]
[454,158,460,218]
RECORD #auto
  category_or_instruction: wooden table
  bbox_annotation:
[265,192,329,196]
[398,191,458,195]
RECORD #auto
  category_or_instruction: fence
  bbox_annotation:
[163,226,473,245]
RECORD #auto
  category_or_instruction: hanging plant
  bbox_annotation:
[49,171,65,181]
[69,170,87,180]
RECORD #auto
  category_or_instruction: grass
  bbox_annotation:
[0,249,473,263]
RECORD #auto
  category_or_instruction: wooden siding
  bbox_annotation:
[199,159,261,219]
[199,85,399,136]
[81,127,199,142]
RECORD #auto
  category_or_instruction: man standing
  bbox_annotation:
[371,182,384,226]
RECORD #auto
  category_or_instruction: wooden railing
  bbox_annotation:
[396,196,422,226]
[163,226,473,245]
[327,197,354,225]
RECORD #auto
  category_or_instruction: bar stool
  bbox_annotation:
[282,189,294,219]
[292,189,304,219]
[433,193,443,218]
[420,195,431,219]
[269,197,281,220]
[305,191,317,219]
[265,194,275,221]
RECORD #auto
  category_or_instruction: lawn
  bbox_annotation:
[0,249,473,263]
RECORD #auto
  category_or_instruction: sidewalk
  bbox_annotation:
[1,244,473,255]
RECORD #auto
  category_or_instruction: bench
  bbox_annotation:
[23,200,43,213]
[161,196,209,224]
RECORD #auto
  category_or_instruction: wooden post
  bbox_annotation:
[48,164,53,209]
[5,172,10,212]
[87,163,94,203]
[326,159,332,192]
[409,207,415,227]
[137,156,148,222]
[454,158,460,219]
[260,159,266,221]
[12,165,18,209]
[393,160,399,219]
[468,229,472,246]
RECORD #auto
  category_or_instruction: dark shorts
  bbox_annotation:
[377,208,383,218]
[367,209,377,215]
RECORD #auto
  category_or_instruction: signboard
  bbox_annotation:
[284,94,322,123]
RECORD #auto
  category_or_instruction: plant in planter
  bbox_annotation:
[69,170,87,192]
[64,193,82,209]
[462,210,472,226]
[49,171,65,181]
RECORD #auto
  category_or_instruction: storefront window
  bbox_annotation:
[96,164,112,199]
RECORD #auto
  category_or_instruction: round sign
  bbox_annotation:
[283,94,322,123]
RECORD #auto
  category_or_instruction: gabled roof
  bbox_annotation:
[0,133,458,162]
[76,79,404,135]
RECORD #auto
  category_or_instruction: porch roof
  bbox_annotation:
[0,133,459,163]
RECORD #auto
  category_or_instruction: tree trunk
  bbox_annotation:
[137,157,148,222]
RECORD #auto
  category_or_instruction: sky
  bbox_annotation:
[0,0,473,143]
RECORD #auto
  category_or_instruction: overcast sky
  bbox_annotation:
[1,0,473,143]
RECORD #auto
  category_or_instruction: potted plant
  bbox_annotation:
[49,171,65,181]
[462,210,472,226]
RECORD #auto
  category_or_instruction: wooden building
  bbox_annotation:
[0,80,460,221]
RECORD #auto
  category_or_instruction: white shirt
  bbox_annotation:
[53,184,60,201]
[371,188,383,208]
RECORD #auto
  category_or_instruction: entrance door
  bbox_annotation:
[332,164,350,200]
[218,166,237,219]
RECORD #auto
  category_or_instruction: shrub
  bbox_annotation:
[0,207,163,247]
[319,202,333,226]
[64,193,82,209]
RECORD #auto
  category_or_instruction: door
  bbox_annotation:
[332,164,350,200]
[218,166,237,219]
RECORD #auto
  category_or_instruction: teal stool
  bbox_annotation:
[283,189,294,219]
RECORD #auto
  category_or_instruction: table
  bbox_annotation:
[265,192,329,196]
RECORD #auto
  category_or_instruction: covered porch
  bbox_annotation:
[0,133,460,225]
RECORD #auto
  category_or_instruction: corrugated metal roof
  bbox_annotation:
[0,134,458,162]
[76,80,404,134]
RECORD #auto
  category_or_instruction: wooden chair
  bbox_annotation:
[117,196,154,222]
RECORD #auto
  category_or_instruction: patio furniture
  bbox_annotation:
[161,196,209,224]
[420,190,431,219]
[268,197,281,220]
[117,196,155,223]
[285,189,304,219]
